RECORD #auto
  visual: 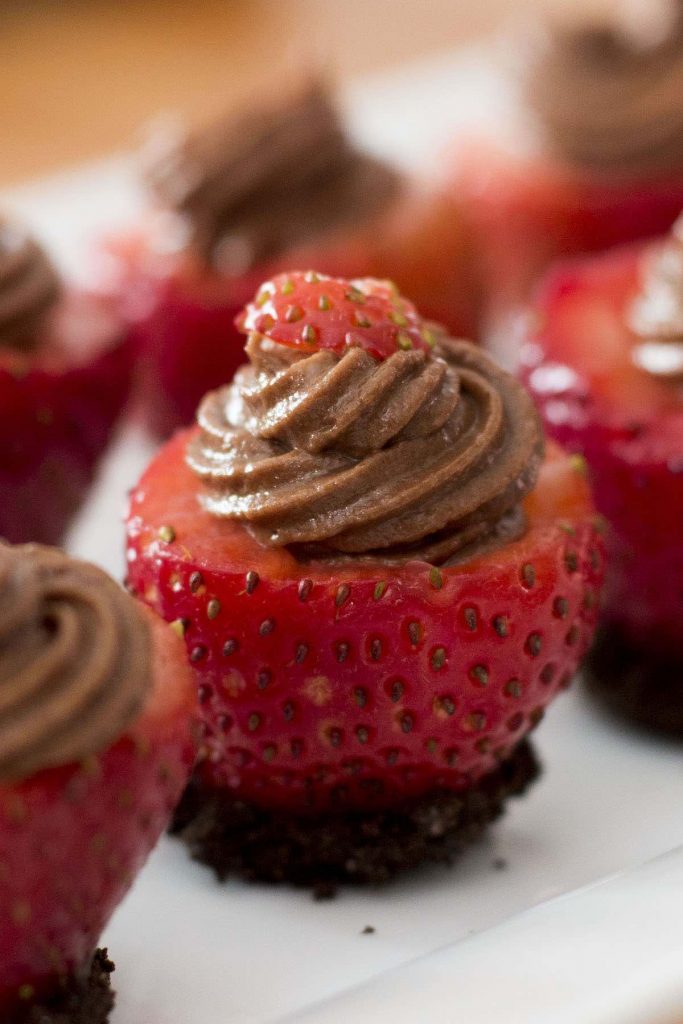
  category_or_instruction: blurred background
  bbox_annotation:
[0,0,588,187]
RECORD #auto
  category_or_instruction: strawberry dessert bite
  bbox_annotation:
[122,80,477,438]
[453,0,683,336]
[126,272,604,889]
[521,216,683,735]
[0,217,133,546]
[0,543,195,1022]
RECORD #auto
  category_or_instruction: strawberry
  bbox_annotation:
[520,245,683,727]
[239,270,436,360]
[0,606,196,1018]
[453,138,683,319]
[126,432,603,820]
[0,290,133,546]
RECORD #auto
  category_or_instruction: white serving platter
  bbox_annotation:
[4,47,682,1024]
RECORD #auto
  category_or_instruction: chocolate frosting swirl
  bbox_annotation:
[0,544,151,782]
[143,81,401,273]
[630,213,683,379]
[187,334,544,565]
[0,219,62,351]
[524,0,683,175]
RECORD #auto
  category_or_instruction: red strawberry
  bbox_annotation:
[0,607,196,1017]
[239,271,436,360]
[520,245,683,660]
[0,291,133,546]
[126,432,603,816]
[453,138,683,318]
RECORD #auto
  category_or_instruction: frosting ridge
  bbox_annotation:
[0,544,152,782]
[187,333,544,565]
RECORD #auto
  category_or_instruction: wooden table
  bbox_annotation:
[0,0,577,187]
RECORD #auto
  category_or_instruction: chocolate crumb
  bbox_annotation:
[362,925,376,934]
[19,948,115,1024]
[170,741,539,894]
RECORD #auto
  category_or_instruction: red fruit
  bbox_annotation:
[126,431,603,814]
[239,271,434,360]
[0,609,196,1015]
[0,291,133,545]
[521,245,683,654]
[454,138,683,316]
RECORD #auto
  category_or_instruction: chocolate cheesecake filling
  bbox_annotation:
[187,333,544,565]
[629,212,683,380]
[143,81,401,272]
[0,219,62,350]
[0,545,152,782]
[525,0,683,176]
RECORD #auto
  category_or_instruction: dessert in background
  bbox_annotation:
[453,0,683,339]
[126,271,604,890]
[0,543,196,1021]
[0,217,133,546]
[117,80,478,438]
[521,216,683,735]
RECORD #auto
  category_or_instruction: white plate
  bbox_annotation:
[4,49,683,1024]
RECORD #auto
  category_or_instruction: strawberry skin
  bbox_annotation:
[126,432,604,814]
[0,610,196,1015]
[0,291,133,546]
[521,246,683,655]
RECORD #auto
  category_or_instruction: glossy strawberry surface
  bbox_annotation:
[0,291,133,546]
[0,611,196,1016]
[521,246,683,654]
[126,433,604,814]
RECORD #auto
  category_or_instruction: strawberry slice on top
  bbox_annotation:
[238,270,436,360]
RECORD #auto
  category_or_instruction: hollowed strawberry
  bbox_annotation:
[521,244,683,731]
[126,431,603,883]
[0,290,133,546]
[0,608,196,1019]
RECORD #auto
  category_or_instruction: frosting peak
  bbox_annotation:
[630,213,683,379]
[0,219,62,351]
[524,0,683,175]
[187,324,544,566]
[143,81,401,273]
[0,544,152,782]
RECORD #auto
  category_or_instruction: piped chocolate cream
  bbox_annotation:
[0,219,62,351]
[143,81,401,273]
[187,327,544,566]
[630,213,683,379]
[524,0,683,176]
[0,544,151,782]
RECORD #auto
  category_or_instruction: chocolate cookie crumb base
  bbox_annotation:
[14,949,114,1024]
[585,626,683,737]
[170,740,539,894]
